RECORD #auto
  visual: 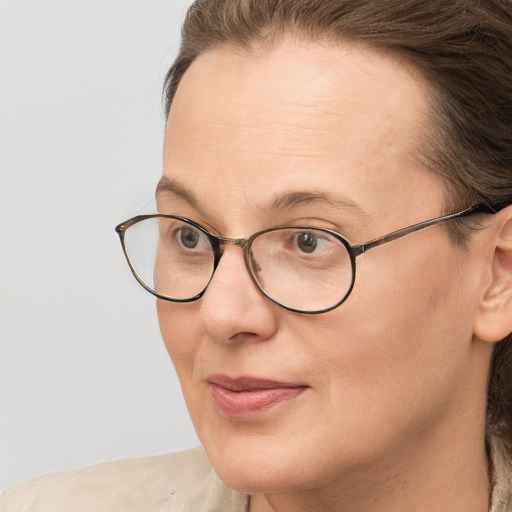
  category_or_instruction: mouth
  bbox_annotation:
[206,374,309,419]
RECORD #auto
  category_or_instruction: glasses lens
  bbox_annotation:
[249,228,353,312]
[123,217,214,300]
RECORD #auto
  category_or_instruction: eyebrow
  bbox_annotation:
[265,190,365,214]
[156,176,199,209]
[156,176,365,216]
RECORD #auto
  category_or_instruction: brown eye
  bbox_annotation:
[179,228,200,249]
[296,232,318,253]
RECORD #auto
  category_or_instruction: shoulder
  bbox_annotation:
[0,447,248,512]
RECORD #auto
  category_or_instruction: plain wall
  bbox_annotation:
[1,0,199,492]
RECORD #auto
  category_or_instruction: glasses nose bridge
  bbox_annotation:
[212,234,252,266]
[210,234,256,284]
[216,235,250,249]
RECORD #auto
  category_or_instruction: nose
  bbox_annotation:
[199,245,279,345]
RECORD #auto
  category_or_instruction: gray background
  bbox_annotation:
[1,0,199,492]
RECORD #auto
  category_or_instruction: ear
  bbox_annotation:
[474,207,512,343]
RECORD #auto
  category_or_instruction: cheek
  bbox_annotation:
[354,234,470,331]
[308,243,472,402]
[157,300,200,375]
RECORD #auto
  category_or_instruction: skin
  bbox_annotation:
[156,40,508,511]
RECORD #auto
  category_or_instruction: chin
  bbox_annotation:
[210,451,310,495]
[198,428,336,495]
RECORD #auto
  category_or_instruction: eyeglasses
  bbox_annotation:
[115,202,499,314]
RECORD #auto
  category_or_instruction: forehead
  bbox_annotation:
[162,40,441,228]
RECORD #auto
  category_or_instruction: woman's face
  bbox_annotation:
[157,41,488,494]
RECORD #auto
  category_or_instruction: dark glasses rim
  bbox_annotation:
[115,202,505,314]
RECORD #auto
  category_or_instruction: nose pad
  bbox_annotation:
[199,246,279,344]
[244,245,262,274]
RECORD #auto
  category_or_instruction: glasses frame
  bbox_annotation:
[115,202,501,314]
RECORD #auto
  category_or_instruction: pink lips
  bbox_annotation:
[207,375,308,419]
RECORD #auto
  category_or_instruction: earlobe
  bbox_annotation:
[474,210,512,343]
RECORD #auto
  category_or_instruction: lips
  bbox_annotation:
[207,375,308,419]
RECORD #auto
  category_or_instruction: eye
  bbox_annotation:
[178,227,201,249]
[173,225,211,252]
[295,232,319,253]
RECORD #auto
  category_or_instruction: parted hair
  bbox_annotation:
[163,0,512,446]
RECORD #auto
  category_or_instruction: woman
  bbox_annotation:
[3,0,512,510]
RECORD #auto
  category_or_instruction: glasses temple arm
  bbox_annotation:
[351,203,501,256]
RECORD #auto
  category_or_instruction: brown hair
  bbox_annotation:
[163,0,512,445]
